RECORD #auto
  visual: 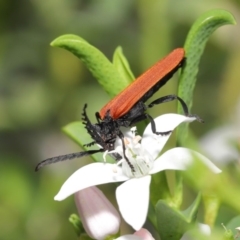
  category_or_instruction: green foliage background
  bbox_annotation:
[0,0,240,239]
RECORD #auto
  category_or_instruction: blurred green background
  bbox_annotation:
[0,0,240,239]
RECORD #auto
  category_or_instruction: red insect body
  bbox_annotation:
[99,48,185,120]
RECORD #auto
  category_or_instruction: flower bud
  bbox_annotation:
[75,186,120,240]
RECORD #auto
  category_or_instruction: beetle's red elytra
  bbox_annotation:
[100,48,185,119]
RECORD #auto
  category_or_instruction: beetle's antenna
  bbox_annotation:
[35,149,104,171]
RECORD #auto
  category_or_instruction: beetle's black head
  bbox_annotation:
[88,122,122,162]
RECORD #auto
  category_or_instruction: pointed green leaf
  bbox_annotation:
[51,34,129,97]
[181,193,201,223]
[156,194,201,240]
[177,9,236,143]
[62,121,114,163]
[156,200,190,240]
[113,46,135,83]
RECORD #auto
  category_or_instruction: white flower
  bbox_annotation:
[54,114,221,230]
[74,186,120,240]
[200,125,240,165]
[200,97,240,165]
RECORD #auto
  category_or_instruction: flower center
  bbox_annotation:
[122,141,154,178]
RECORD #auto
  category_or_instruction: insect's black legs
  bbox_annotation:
[118,131,135,172]
[145,113,172,135]
[148,94,189,115]
[148,94,204,122]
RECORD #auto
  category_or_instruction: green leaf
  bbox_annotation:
[156,194,201,240]
[51,34,129,97]
[156,200,190,240]
[113,46,135,83]
[181,193,201,223]
[177,9,236,143]
[62,121,114,163]
[69,214,84,237]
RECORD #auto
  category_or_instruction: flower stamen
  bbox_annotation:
[121,136,154,178]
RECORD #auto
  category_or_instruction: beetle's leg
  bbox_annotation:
[148,94,203,122]
[127,112,171,135]
[128,112,171,135]
[118,131,135,172]
[148,95,189,114]
[145,113,172,135]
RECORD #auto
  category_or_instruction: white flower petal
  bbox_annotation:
[75,186,120,240]
[55,162,129,201]
[115,235,143,240]
[116,175,151,230]
[149,147,221,174]
[142,114,197,159]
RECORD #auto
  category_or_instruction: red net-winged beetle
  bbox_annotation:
[35,48,202,171]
